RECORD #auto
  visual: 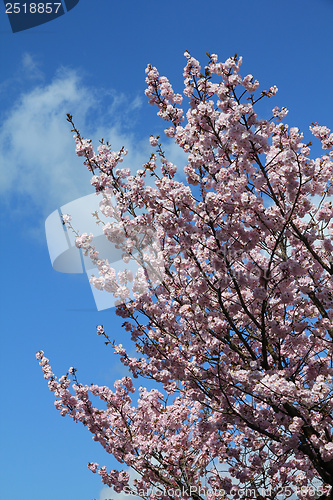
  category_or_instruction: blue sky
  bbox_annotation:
[0,1,332,499]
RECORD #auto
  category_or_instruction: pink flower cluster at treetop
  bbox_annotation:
[38,52,333,499]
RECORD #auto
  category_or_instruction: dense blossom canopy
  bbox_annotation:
[37,52,333,499]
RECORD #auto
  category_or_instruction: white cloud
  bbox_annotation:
[0,67,96,216]
[21,52,44,80]
[0,54,190,243]
[0,58,152,237]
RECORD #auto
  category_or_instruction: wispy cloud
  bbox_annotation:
[0,66,95,217]
[0,54,190,242]
[0,56,150,235]
[21,52,44,80]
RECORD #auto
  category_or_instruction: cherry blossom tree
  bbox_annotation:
[37,52,333,500]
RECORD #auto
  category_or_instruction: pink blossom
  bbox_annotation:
[61,214,72,224]
[39,52,333,499]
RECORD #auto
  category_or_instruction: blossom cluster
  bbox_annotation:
[39,53,333,499]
